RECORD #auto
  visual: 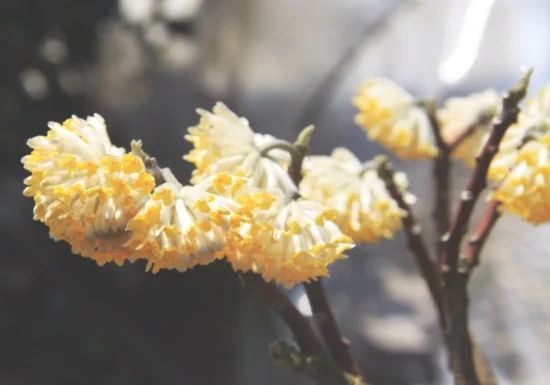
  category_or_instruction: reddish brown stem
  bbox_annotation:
[464,201,502,268]
[435,121,486,248]
[376,157,445,325]
[304,279,361,376]
[447,123,478,152]
[242,272,323,356]
[441,70,530,272]
[433,151,452,251]
[440,70,531,385]
[289,130,362,377]
[425,102,452,253]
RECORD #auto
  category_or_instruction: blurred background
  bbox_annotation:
[2,0,550,384]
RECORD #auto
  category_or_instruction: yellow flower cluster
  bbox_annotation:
[438,89,501,168]
[22,115,155,265]
[125,173,281,273]
[184,102,296,195]
[182,103,355,286]
[300,148,414,243]
[353,78,438,159]
[488,85,550,224]
[23,111,355,287]
[226,199,353,287]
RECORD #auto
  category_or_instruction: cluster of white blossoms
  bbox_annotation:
[26,73,550,286]
[22,114,284,280]
[22,115,156,265]
[487,85,550,224]
[28,104,402,287]
[183,103,357,286]
[353,79,505,165]
[300,148,414,243]
[184,102,296,195]
[438,89,501,168]
[353,78,438,159]
[352,73,550,226]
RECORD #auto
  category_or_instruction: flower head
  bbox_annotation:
[439,89,501,168]
[300,148,413,243]
[125,173,281,273]
[488,85,550,224]
[226,199,354,287]
[184,102,297,195]
[22,114,155,265]
[353,78,438,159]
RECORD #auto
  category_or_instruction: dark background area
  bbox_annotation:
[1,1,241,384]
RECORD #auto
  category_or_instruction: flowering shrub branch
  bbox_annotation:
[269,341,368,385]
[242,272,323,356]
[376,156,445,325]
[282,124,362,377]
[464,201,502,268]
[441,69,532,273]
[425,100,453,248]
[440,69,532,385]
[305,280,361,376]
[22,63,546,385]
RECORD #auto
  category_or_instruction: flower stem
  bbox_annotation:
[423,101,453,254]
[304,280,361,376]
[259,140,304,186]
[241,272,323,356]
[262,127,362,377]
[376,156,446,325]
[464,201,501,268]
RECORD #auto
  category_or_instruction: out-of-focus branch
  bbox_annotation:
[241,272,323,356]
[440,69,532,385]
[447,112,495,152]
[464,200,502,268]
[304,280,361,376]
[376,156,445,325]
[441,69,531,272]
[423,101,452,253]
[447,123,477,152]
[269,341,370,385]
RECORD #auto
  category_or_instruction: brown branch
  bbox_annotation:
[441,69,531,272]
[287,129,362,377]
[448,109,497,153]
[434,151,452,252]
[464,201,502,268]
[304,280,361,376]
[300,288,357,376]
[440,69,532,385]
[423,101,452,254]
[376,156,445,326]
[424,100,449,153]
[269,340,371,385]
[241,272,323,356]
[447,123,478,152]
